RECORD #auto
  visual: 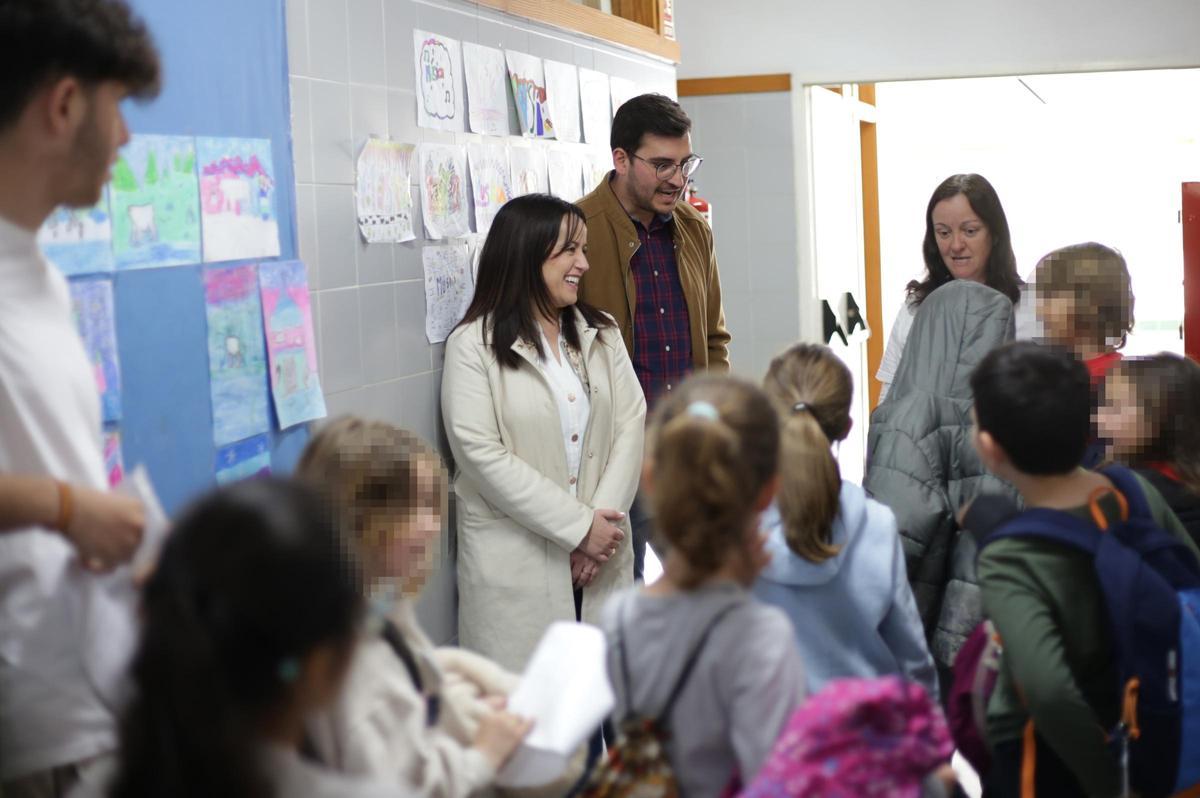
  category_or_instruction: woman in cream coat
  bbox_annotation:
[443,194,646,672]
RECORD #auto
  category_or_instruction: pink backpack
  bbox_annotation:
[738,676,953,798]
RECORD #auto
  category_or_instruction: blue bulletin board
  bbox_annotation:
[109,0,307,514]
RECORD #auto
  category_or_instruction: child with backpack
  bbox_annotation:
[969,342,1200,797]
[754,343,938,699]
[589,375,807,798]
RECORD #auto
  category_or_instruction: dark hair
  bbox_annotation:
[1109,354,1200,494]
[110,479,363,798]
[1033,242,1135,350]
[907,174,1022,307]
[458,193,613,370]
[649,374,779,587]
[971,342,1091,475]
[610,93,692,156]
[0,0,160,130]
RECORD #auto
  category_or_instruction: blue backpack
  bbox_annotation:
[984,465,1200,797]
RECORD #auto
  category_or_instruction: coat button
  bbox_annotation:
[569,476,577,485]
[588,452,594,458]
[628,241,635,248]
[568,393,576,402]
[571,433,579,442]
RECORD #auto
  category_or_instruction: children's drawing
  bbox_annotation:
[578,68,612,146]
[68,278,122,424]
[214,433,271,485]
[467,143,512,236]
[258,260,327,430]
[203,264,270,446]
[508,147,549,198]
[463,42,509,136]
[418,144,469,239]
[196,137,280,263]
[544,60,581,144]
[505,50,554,139]
[423,244,473,344]
[414,30,464,132]
[583,150,613,195]
[548,149,585,203]
[609,77,638,117]
[38,189,115,276]
[103,428,124,488]
[356,139,415,244]
[110,134,201,269]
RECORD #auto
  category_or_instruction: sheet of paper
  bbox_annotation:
[215,433,272,484]
[583,150,613,196]
[68,278,122,424]
[506,50,554,138]
[547,148,585,203]
[544,60,581,144]
[258,260,327,429]
[463,41,510,136]
[196,137,280,263]
[356,138,415,243]
[496,622,615,788]
[467,142,512,236]
[414,29,465,132]
[423,244,473,344]
[203,264,271,446]
[38,189,115,276]
[418,143,470,239]
[509,147,549,197]
[609,76,638,117]
[578,68,612,147]
[110,134,201,269]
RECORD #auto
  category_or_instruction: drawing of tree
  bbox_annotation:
[145,151,159,186]
[111,157,137,192]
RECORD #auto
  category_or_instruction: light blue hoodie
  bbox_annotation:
[753,481,939,700]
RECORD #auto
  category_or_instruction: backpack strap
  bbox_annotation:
[381,619,442,728]
[656,603,740,725]
[985,508,1105,555]
[1097,464,1153,522]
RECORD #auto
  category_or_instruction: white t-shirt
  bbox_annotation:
[537,329,591,498]
[0,214,120,779]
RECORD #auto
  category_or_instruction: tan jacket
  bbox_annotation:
[441,310,646,672]
[576,175,731,373]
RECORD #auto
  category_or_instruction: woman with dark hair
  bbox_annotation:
[876,173,1024,401]
[95,479,401,798]
[442,194,646,671]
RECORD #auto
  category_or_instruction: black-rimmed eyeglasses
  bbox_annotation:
[629,152,703,182]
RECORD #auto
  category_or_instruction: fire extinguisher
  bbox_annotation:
[686,182,712,227]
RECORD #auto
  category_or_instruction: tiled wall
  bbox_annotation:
[286,0,676,643]
[680,91,806,381]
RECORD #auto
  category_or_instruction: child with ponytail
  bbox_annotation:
[755,343,938,699]
[599,374,807,797]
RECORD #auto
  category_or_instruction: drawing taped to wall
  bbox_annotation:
[418,143,469,239]
[578,68,612,147]
[423,243,473,344]
[508,147,549,198]
[202,264,271,447]
[609,77,638,117]
[356,138,415,244]
[38,189,115,276]
[258,260,327,430]
[414,29,464,132]
[544,60,582,144]
[547,148,585,203]
[214,433,271,485]
[68,277,122,424]
[462,42,510,136]
[110,134,201,270]
[583,150,612,195]
[506,50,554,139]
[196,137,280,263]
[466,142,512,236]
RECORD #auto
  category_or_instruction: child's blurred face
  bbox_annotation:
[1035,289,1077,348]
[365,462,444,596]
[1096,374,1151,460]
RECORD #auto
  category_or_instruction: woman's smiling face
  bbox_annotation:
[541,215,589,311]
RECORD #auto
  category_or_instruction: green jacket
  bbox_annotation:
[979,473,1200,797]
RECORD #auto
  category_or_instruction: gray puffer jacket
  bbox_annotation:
[864,280,1017,677]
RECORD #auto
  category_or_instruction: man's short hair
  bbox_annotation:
[610,93,691,156]
[970,342,1092,475]
[0,0,161,131]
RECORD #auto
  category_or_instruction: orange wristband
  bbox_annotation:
[54,480,74,535]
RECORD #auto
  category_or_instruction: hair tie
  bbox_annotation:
[686,401,720,421]
[278,657,300,684]
[793,402,809,414]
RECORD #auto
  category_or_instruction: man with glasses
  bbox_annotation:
[577,93,730,582]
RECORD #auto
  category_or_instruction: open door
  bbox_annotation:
[1185,182,1200,360]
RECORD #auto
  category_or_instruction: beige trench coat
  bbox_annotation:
[442,312,646,672]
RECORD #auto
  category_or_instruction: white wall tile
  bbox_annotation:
[386,89,420,143]
[359,285,402,381]
[348,0,387,86]
[310,80,355,184]
[307,0,350,82]
[314,185,358,289]
[289,78,315,183]
[295,184,319,284]
[351,84,389,144]
[382,0,417,91]
[400,370,443,452]
[319,288,365,392]
[395,281,433,375]
[357,237,393,285]
[395,236,422,282]
[361,379,405,426]
[286,0,310,77]
[324,387,367,419]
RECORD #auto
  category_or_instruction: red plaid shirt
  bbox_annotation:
[629,213,692,410]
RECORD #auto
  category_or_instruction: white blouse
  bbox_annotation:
[537,328,591,498]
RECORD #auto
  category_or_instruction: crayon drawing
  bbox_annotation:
[423,244,473,344]
[418,144,469,239]
[463,42,509,136]
[103,428,124,488]
[258,260,327,430]
[196,137,280,263]
[414,30,464,132]
[38,189,115,276]
[505,50,554,139]
[68,278,122,424]
[583,150,613,195]
[578,68,612,146]
[508,147,548,197]
[466,143,512,236]
[544,60,581,144]
[355,139,415,243]
[548,149,585,203]
[203,264,270,446]
[609,77,638,116]
[214,433,271,485]
[110,134,201,270]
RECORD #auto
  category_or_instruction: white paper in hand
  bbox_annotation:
[496,622,615,787]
